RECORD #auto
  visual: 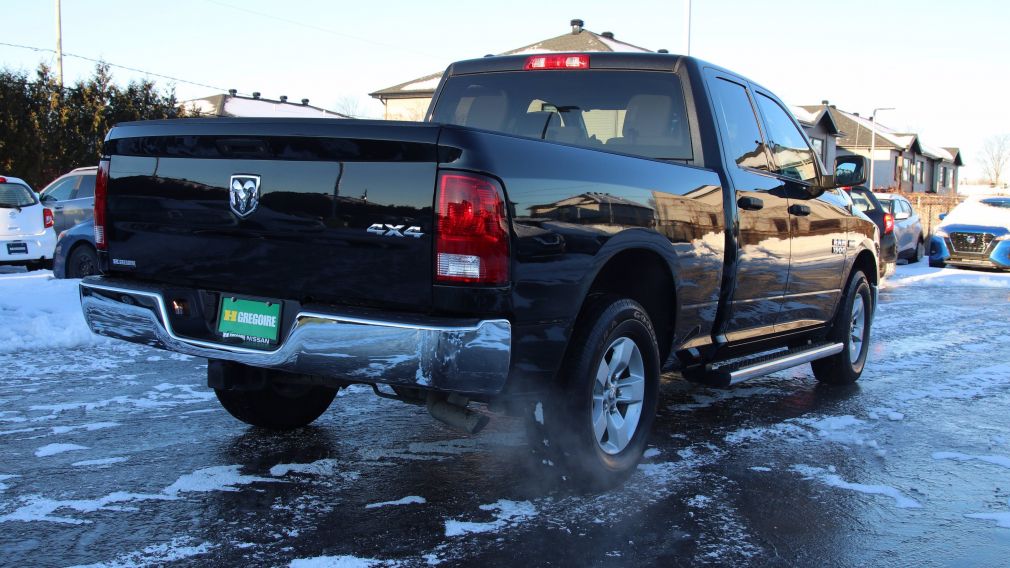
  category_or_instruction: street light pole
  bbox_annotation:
[868,107,894,191]
[685,0,692,56]
[55,0,63,88]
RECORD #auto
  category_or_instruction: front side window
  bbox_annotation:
[707,77,769,171]
[43,176,76,201]
[878,198,895,214]
[902,158,910,182]
[76,175,96,199]
[432,70,693,161]
[755,93,818,183]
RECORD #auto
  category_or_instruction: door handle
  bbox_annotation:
[788,204,811,216]
[53,206,65,211]
[737,196,764,211]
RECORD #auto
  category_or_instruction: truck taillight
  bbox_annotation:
[524,54,590,70]
[43,208,54,228]
[94,159,109,250]
[883,212,894,235]
[435,172,509,285]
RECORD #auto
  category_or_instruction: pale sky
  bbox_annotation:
[4,0,1008,176]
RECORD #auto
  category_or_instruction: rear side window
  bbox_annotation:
[76,175,96,199]
[707,77,769,171]
[878,199,895,213]
[0,183,38,208]
[432,70,693,161]
[755,93,818,183]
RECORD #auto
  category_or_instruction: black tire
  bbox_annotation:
[215,375,337,430]
[67,245,99,278]
[812,271,873,385]
[526,295,660,490]
[911,237,924,263]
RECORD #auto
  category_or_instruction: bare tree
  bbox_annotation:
[334,95,364,118]
[980,134,1010,185]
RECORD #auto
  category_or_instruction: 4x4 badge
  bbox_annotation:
[367,223,423,238]
[229,175,261,217]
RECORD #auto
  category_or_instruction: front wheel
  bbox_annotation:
[67,245,99,278]
[526,296,660,490]
[215,370,337,430]
[812,271,873,385]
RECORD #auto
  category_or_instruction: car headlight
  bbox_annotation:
[934,228,948,238]
[996,233,1010,241]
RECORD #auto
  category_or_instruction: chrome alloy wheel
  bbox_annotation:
[592,336,646,455]
[848,295,866,363]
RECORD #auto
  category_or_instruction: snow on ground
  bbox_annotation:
[66,536,214,568]
[365,496,426,509]
[790,464,922,509]
[883,263,1010,289]
[34,443,89,457]
[0,270,105,354]
[443,499,537,537]
[289,556,390,568]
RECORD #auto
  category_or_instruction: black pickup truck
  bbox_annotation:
[80,52,876,488]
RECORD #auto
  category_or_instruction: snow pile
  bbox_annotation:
[965,506,1010,529]
[0,474,16,493]
[444,499,537,537]
[883,263,1010,290]
[791,464,921,508]
[0,271,104,354]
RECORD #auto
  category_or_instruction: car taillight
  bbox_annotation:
[435,172,509,285]
[43,208,54,228]
[94,159,109,250]
[524,54,590,70]
[883,212,894,235]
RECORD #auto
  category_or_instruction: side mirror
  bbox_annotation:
[831,155,868,188]
[40,193,55,203]
[938,212,947,221]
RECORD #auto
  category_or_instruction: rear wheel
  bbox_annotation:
[911,237,925,263]
[67,245,99,278]
[812,271,872,385]
[214,367,337,430]
[526,296,660,490]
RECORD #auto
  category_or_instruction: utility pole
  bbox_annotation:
[682,0,690,55]
[868,107,894,191]
[55,0,63,88]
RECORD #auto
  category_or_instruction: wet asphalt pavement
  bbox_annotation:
[2,279,1010,567]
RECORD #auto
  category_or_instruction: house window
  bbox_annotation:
[810,137,824,162]
[940,166,948,188]
[902,157,910,182]
[916,160,925,184]
[894,156,900,181]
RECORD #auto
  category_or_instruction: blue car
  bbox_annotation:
[53,219,99,279]
[929,197,1010,270]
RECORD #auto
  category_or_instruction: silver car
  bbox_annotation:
[876,193,925,263]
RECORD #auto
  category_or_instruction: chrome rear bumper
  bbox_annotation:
[80,277,512,395]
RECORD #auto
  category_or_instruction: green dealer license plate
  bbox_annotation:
[217,296,282,348]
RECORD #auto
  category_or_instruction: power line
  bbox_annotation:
[203,0,443,61]
[0,41,233,93]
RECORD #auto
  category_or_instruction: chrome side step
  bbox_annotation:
[693,342,844,387]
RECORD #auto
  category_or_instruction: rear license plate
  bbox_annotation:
[217,296,282,348]
[6,242,28,255]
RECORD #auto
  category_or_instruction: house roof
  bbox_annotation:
[181,93,348,119]
[800,104,961,164]
[790,105,841,136]
[370,20,652,99]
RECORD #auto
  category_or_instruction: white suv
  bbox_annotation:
[0,176,57,270]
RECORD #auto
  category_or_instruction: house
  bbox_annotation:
[181,91,348,119]
[369,19,652,121]
[791,103,842,171]
[800,102,963,194]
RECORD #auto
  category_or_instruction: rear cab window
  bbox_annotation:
[0,182,38,208]
[431,70,694,161]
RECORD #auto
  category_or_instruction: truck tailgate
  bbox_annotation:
[103,119,440,311]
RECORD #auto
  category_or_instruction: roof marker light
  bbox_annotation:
[524,54,590,70]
